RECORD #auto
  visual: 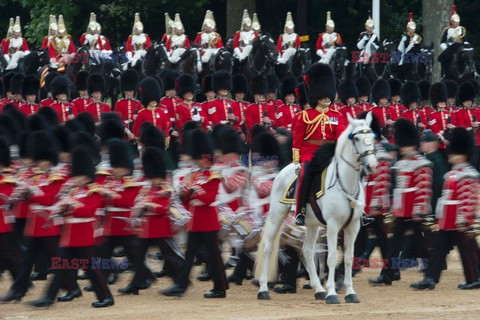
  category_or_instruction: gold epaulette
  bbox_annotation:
[96,169,110,175]
[137,108,147,114]
[48,174,66,183]
[197,32,202,34]
[0,175,16,184]
[207,169,222,182]
[330,108,341,114]
[123,177,140,188]
[87,183,103,196]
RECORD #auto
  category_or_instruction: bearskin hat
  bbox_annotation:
[371,79,391,104]
[120,69,139,92]
[252,132,280,161]
[266,74,280,95]
[3,104,25,130]
[22,75,40,98]
[355,77,371,98]
[10,73,23,95]
[27,130,59,165]
[75,71,89,92]
[75,112,96,136]
[25,113,49,132]
[401,81,421,107]
[458,81,475,104]
[232,74,249,95]
[38,107,60,127]
[211,124,227,151]
[87,74,106,95]
[175,74,196,98]
[69,131,100,164]
[338,79,358,104]
[161,70,180,91]
[2,72,14,93]
[304,63,336,106]
[44,72,59,93]
[444,80,458,100]
[142,147,166,179]
[358,111,381,140]
[186,129,213,160]
[202,74,213,93]
[140,122,165,149]
[71,146,96,180]
[388,78,402,97]
[17,131,29,159]
[0,113,21,142]
[139,77,162,107]
[108,138,133,171]
[53,125,71,153]
[0,136,11,168]
[448,127,474,159]
[251,75,267,96]
[212,70,232,92]
[0,77,4,97]
[469,80,480,97]
[220,126,243,155]
[180,121,201,154]
[100,119,124,146]
[51,76,70,98]
[295,83,308,107]
[281,77,298,98]
[417,79,431,102]
[394,118,419,148]
[430,82,448,108]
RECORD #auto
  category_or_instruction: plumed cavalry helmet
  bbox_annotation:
[241,9,252,29]
[325,11,335,28]
[407,12,416,30]
[450,5,460,23]
[202,10,216,29]
[87,12,98,32]
[284,12,295,31]
[164,13,174,34]
[174,13,184,31]
[133,12,143,33]
[252,13,261,32]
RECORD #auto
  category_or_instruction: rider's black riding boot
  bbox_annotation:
[295,162,312,226]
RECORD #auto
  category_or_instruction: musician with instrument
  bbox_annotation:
[2,16,30,71]
[209,70,242,131]
[397,12,422,66]
[276,12,300,65]
[411,127,480,290]
[440,5,467,53]
[245,75,274,140]
[48,15,76,69]
[356,14,379,66]
[316,11,343,64]
[276,77,301,131]
[125,13,152,68]
[233,9,258,62]
[85,74,111,124]
[194,10,224,64]
[166,13,190,64]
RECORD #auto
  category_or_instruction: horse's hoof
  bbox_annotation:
[325,295,340,304]
[345,294,360,303]
[257,291,270,300]
[314,292,326,300]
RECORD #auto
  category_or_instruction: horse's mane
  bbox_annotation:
[335,123,353,159]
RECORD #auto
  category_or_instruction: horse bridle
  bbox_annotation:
[341,128,375,171]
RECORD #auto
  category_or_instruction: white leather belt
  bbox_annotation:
[105,207,130,212]
[65,217,96,224]
[30,205,50,211]
[443,200,461,205]
[397,187,418,193]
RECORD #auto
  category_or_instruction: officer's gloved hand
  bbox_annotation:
[294,163,302,176]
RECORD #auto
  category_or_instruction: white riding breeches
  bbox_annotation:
[318,48,336,64]
[234,45,253,61]
[277,47,297,64]
[169,48,187,64]
[202,48,219,63]
[131,50,146,67]
[6,51,28,70]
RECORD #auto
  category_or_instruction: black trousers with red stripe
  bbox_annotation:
[0,232,23,280]
[46,246,112,301]
[426,230,480,284]
[176,231,228,292]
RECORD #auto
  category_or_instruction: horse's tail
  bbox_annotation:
[254,213,282,282]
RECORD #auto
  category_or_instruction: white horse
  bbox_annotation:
[254,112,378,304]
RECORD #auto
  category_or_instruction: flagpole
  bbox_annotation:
[373,0,380,40]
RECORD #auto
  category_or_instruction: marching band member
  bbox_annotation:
[316,11,342,64]
[28,146,114,308]
[175,74,209,135]
[276,77,301,130]
[166,13,190,64]
[115,69,141,129]
[231,74,249,132]
[398,12,422,66]
[194,10,224,64]
[411,127,480,290]
[209,70,242,130]
[440,5,467,52]
[233,9,258,62]
[245,76,274,139]
[125,13,152,68]
[49,76,77,123]
[72,71,92,113]
[277,12,300,64]
[85,74,111,124]
[162,129,228,298]
[19,75,40,116]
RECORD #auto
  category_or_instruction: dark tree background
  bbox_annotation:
[1,0,478,66]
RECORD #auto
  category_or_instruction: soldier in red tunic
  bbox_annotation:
[72,71,92,113]
[369,119,432,285]
[134,147,185,286]
[388,78,406,119]
[428,82,453,152]
[2,131,67,302]
[277,12,301,64]
[266,75,283,117]
[0,72,15,107]
[175,74,209,136]
[355,77,372,112]
[245,75,274,136]
[49,76,77,123]
[162,129,228,298]
[160,70,181,123]
[133,77,171,141]
[231,74,249,134]
[9,73,23,107]
[209,70,242,131]
[19,75,40,116]
[29,146,114,308]
[39,72,59,107]
[338,79,360,119]
[194,10,224,65]
[85,74,111,124]
[444,80,458,111]
[293,63,346,226]
[411,127,480,290]
[418,80,433,115]
[401,81,426,128]
[370,79,395,129]
[115,70,141,130]
[276,77,300,130]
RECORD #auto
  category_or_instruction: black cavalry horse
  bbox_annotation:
[439,42,479,82]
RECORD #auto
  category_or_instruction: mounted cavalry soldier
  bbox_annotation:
[1,18,14,51]
[165,13,190,64]
[276,12,300,65]
[293,63,346,226]
[80,13,100,50]
[356,13,379,68]
[161,13,175,45]
[48,15,76,69]
[2,16,30,71]
[252,13,261,34]
[233,9,258,62]
[316,11,343,64]
[42,15,57,49]
[125,13,152,69]
[398,12,422,66]
[194,10,224,64]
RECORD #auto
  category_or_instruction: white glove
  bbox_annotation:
[363,35,369,41]
[294,163,302,176]
[401,36,407,42]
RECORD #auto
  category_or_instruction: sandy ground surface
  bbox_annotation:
[1,249,479,320]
